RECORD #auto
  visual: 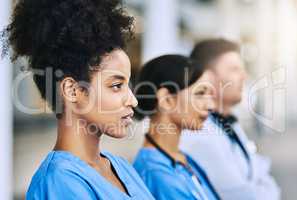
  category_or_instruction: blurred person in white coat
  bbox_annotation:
[180,39,281,200]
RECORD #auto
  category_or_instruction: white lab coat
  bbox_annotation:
[180,116,281,200]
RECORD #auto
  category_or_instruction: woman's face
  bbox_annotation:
[170,71,215,130]
[76,49,138,138]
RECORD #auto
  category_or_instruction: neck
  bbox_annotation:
[146,114,181,154]
[214,98,232,117]
[54,114,101,165]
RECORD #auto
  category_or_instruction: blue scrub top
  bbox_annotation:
[26,150,154,200]
[133,148,220,200]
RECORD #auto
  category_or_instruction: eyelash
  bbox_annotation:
[195,91,206,96]
[111,83,123,91]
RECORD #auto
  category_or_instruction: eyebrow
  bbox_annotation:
[196,86,207,91]
[106,75,127,82]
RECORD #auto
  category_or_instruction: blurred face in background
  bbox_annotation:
[211,51,247,107]
[165,71,215,130]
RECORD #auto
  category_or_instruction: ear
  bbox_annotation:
[60,77,79,103]
[156,87,176,112]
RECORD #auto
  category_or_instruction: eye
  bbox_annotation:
[111,83,123,92]
[195,90,205,96]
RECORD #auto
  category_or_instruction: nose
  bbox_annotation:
[124,87,138,108]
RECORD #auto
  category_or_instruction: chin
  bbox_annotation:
[233,95,242,105]
[187,126,203,131]
[185,121,203,131]
[194,124,203,130]
[104,127,128,139]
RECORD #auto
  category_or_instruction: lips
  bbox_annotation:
[121,112,134,126]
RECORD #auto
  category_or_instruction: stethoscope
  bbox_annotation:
[145,133,217,200]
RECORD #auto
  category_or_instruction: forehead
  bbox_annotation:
[197,71,214,83]
[215,52,243,70]
[177,71,211,95]
[189,72,211,89]
[97,49,131,79]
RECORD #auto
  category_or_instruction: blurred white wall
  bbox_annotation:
[142,0,180,63]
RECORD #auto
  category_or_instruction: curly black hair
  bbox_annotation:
[1,0,134,117]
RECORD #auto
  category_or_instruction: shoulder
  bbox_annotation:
[27,152,73,186]
[26,152,95,199]
[139,168,192,199]
[133,148,172,174]
[142,168,180,183]
[133,149,181,184]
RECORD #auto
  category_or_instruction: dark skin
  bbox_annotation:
[54,49,137,195]
[54,119,128,194]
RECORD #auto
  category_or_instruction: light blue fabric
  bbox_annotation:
[133,148,219,200]
[26,150,154,200]
[180,116,281,200]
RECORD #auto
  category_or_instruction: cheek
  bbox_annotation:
[175,98,190,117]
[190,98,199,110]
[188,97,204,113]
[83,89,124,124]
[97,88,124,112]
[178,95,201,115]
[180,100,199,120]
[179,112,203,130]
[171,96,204,129]
[227,74,242,87]
[226,76,242,93]
[188,98,210,120]
[220,72,236,86]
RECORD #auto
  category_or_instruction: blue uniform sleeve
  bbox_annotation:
[26,167,97,200]
[141,169,194,200]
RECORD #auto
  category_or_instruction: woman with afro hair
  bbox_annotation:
[2,0,154,199]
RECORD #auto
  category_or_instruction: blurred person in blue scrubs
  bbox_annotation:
[2,0,154,199]
[133,55,220,200]
[180,39,281,200]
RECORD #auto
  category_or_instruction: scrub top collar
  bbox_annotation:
[144,133,221,200]
[145,133,201,183]
[145,133,185,167]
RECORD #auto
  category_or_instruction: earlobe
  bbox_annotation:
[60,77,78,103]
